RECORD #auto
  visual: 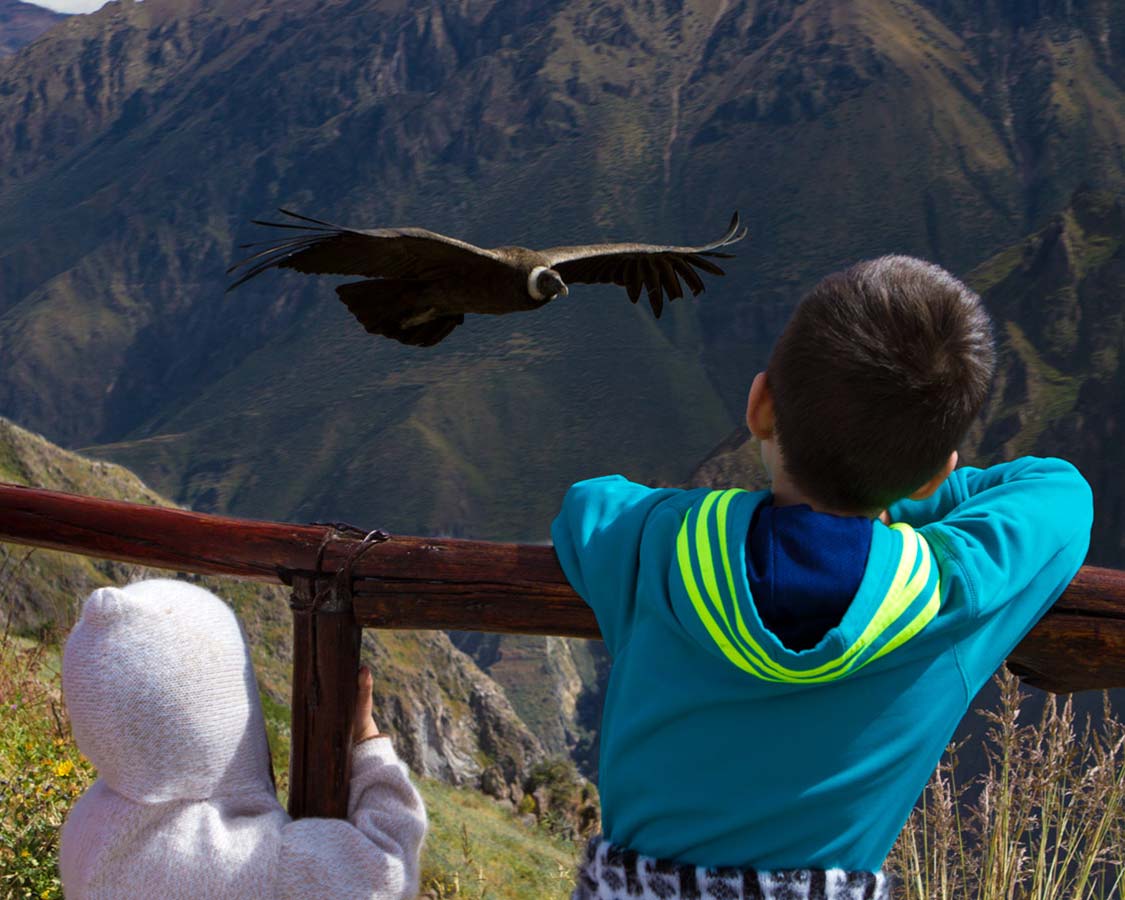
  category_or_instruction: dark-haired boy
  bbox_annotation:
[552,256,1093,900]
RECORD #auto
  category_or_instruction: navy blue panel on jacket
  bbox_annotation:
[746,501,874,652]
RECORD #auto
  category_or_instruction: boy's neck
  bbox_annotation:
[769,479,889,523]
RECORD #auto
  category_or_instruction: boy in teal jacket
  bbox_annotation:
[552,255,1093,900]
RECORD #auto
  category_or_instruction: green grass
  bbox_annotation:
[0,634,93,900]
[418,779,579,899]
[998,321,1082,458]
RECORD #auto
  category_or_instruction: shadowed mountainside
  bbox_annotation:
[0,0,65,57]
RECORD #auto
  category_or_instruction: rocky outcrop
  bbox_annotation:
[366,629,546,791]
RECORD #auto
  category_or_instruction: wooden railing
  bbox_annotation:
[2,481,1123,819]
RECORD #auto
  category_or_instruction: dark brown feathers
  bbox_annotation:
[226,209,747,344]
[226,209,507,291]
[540,211,746,317]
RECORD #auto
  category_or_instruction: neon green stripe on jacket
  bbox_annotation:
[675,489,940,681]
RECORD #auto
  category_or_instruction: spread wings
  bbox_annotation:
[540,213,747,318]
[226,209,507,291]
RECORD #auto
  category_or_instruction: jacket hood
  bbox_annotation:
[667,489,942,684]
[63,579,273,804]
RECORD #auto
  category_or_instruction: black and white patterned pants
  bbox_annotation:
[572,837,892,900]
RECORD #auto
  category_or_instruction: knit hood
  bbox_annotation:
[63,579,274,804]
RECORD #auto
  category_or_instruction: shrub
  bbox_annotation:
[523,757,601,841]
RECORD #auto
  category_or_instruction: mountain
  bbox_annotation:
[688,187,1125,569]
[1,0,1124,543]
[0,0,64,57]
[449,631,609,767]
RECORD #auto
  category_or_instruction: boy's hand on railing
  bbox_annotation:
[353,666,383,745]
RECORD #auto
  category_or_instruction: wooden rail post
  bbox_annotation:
[287,574,362,820]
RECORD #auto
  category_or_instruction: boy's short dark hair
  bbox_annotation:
[768,255,995,513]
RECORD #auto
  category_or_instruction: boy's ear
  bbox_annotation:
[909,450,958,500]
[746,372,775,440]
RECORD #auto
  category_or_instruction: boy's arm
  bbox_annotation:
[887,456,1088,532]
[892,457,1093,693]
[551,475,682,654]
[277,738,427,900]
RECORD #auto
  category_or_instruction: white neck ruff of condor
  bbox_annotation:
[527,265,550,301]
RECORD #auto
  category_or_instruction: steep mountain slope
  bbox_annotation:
[450,631,608,764]
[0,0,64,56]
[0,0,1123,540]
[0,416,545,792]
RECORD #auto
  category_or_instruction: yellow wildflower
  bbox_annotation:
[20,849,29,858]
[55,760,74,778]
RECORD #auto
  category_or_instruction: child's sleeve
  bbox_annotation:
[892,457,1093,693]
[551,475,681,654]
[277,738,427,900]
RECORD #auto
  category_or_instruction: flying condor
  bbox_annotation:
[226,210,748,347]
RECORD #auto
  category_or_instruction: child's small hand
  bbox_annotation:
[353,666,382,744]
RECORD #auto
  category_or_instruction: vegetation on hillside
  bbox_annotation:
[3,0,1124,540]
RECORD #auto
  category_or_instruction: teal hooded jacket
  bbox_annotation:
[550,457,1093,871]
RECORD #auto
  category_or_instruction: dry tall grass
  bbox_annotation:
[889,669,1125,900]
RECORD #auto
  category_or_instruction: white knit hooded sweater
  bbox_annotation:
[59,579,427,900]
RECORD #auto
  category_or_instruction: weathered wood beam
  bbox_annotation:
[288,575,362,820]
[1,481,1124,692]
[0,481,326,581]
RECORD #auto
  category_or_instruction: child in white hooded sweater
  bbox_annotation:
[58,578,427,900]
